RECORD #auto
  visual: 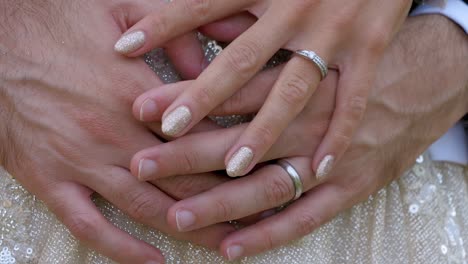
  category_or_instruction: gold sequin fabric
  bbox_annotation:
[1,42,467,264]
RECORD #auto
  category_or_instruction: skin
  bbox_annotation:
[0,1,236,263]
[132,16,468,260]
[118,0,413,179]
[1,1,467,263]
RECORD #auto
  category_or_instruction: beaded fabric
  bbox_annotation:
[0,40,467,264]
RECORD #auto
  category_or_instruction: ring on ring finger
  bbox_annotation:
[294,50,328,80]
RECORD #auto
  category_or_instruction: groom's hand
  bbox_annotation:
[0,1,234,263]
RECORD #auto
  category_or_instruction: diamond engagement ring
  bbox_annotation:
[295,50,328,80]
[276,159,303,201]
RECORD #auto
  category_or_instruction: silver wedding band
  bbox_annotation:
[276,159,303,201]
[295,50,328,80]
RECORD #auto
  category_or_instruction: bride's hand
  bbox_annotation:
[130,16,468,259]
[116,0,412,179]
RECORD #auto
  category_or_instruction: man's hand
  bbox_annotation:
[0,1,233,263]
[130,15,468,259]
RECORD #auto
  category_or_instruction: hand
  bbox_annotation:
[130,16,468,259]
[0,1,234,263]
[115,0,412,180]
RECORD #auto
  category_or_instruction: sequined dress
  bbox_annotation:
[0,43,467,264]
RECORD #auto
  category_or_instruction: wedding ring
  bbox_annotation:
[295,50,328,80]
[276,159,303,201]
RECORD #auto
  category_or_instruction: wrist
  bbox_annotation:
[370,14,468,148]
[406,15,468,118]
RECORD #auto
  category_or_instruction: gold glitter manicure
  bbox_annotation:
[114,31,146,54]
[316,155,335,180]
[227,147,254,177]
[162,106,192,136]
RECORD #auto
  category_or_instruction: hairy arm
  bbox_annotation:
[0,1,233,262]
[371,15,468,164]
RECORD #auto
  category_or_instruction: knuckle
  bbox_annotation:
[250,123,276,148]
[183,0,212,20]
[263,174,295,205]
[181,150,198,174]
[167,176,202,199]
[147,13,170,38]
[362,25,390,55]
[258,226,275,251]
[331,128,353,147]
[224,41,261,78]
[126,191,158,222]
[341,95,367,122]
[191,85,218,107]
[328,5,358,31]
[220,89,244,114]
[66,214,99,242]
[295,212,319,237]
[332,95,368,146]
[278,74,311,106]
[213,199,233,220]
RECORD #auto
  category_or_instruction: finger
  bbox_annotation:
[199,12,257,42]
[114,0,253,56]
[131,125,243,181]
[134,67,282,122]
[219,184,348,261]
[211,66,283,116]
[164,32,205,80]
[132,71,339,181]
[134,81,191,122]
[152,172,230,201]
[85,166,235,250]
[159,5,299,138]
[166,157,317,232]
[145,119,221,142]
[132,123,306,181]
[312,60,375,180]
[46,182,164,264]
[224,56,322,177]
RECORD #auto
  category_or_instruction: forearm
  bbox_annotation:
[409,14,468,115]
[359,14,468,172]
[375,14,468,125]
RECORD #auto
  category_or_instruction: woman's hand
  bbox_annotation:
[116,0,412,180]
[130,16,468,259]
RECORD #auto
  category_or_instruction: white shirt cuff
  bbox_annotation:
[429,122,468,165]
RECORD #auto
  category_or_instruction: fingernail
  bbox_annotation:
[176,209,196,231]
[114,31,146,54]
[226,147,254,177]
[227,245,244,261]
[140,99,158,121]
[316,155,335,180]
[162,106,192,136]
[138,159,158,181]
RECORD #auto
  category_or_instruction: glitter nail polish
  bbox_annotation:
[161,106,192,136]
[316,155,335,180]
[114,31,146,54]
[226,147,254,177]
